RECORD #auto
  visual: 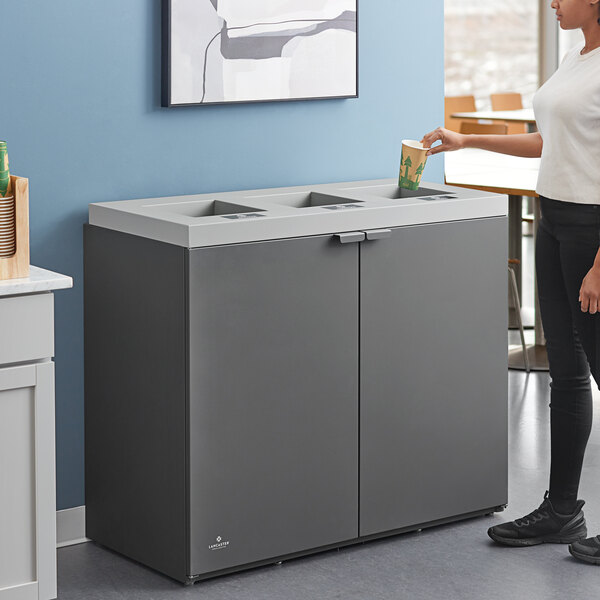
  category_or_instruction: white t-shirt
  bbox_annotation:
[533,43,600,204]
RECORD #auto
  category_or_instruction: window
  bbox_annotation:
[445,0,539,110]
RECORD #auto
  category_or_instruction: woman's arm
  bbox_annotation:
[462,131,543,158]
[421,128,543,158]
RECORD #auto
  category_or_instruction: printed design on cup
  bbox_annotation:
[0,141,10,198]
[0,141,16,258]
[398,140,428,191]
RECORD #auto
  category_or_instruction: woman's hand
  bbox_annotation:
[421,127,466,156]
[579,266,600,313]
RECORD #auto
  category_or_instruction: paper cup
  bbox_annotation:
[0,196,15,224]
[0,194,15,257]
[398,140,429,190]
[0,241,16,257]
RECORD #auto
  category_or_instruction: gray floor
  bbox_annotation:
[57,233,600,599]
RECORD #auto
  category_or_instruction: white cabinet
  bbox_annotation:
[0,269,72,600]
[0,363,56,600]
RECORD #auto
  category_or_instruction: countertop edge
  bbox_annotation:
[0,266,74,297]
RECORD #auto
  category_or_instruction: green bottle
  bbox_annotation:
[0,141,11,197]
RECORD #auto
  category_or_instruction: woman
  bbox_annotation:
[421,0,600,565]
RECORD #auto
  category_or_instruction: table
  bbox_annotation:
[451,109,537,132]
[445,148,548,371]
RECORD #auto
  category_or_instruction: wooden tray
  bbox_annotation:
[0,175,30,280]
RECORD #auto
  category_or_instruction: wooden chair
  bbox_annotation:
[490,92,527,135]
[490,92,523,110]
[445,95,477,133]
[460,122,508,135]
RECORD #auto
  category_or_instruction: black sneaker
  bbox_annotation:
[569,535,600,564]
[487,491,587,546]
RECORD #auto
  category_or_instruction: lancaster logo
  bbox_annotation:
[208,535,230,550]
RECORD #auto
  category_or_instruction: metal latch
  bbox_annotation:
[363,229,392,240]
[334,231,366,243]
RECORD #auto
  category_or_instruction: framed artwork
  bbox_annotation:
[162,0,358,107]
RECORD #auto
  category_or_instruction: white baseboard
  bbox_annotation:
[56,506,90,548]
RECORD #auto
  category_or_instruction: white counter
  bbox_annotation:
[0,266,73,298]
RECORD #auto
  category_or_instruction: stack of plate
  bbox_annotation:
[0,195,16,257]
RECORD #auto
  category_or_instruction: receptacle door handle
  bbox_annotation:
[334,231,366,243]
[364,229,392,240]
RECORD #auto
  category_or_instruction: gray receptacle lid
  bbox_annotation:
[88,178,507,248]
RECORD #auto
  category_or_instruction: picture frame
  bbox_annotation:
[162,0,358,107]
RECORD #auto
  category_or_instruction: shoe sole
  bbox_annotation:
[488,528,587,547]
[568,545,600,565]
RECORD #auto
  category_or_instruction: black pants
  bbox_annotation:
[535,195,600,513]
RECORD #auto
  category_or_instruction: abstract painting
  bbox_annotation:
[162,0,358,106]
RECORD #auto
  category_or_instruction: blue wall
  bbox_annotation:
[1,0,444,510]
